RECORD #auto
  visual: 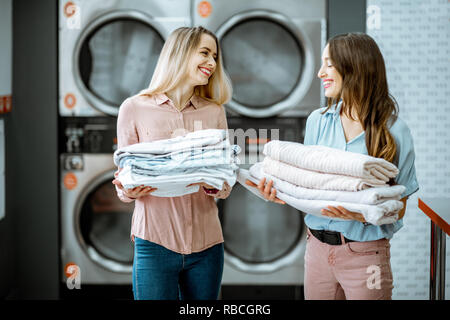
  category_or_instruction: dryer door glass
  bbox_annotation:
[78,19,164,109]
[218,184,303,263]
[221,18,303,108]
[79,180,134,264]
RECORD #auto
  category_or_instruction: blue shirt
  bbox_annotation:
[303,102,419,241]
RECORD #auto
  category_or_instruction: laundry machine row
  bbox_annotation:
[58,0,326,299]
[58,116,309,298]
[59,0,325,118]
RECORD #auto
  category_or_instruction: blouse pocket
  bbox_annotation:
[141,128,173,142]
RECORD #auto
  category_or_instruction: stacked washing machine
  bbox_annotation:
[58,0,191,296]
[192,0,326,299]
[58,0,326,299]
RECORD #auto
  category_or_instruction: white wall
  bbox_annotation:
[367,0,450,300]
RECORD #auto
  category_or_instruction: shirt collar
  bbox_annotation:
[190,94,210,109]
[325,100,343,118]
[154,93,170,106]
[154,93,201,110]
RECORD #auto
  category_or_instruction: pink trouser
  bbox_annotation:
[304,228,394,300]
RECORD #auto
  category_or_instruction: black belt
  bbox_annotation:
[309,228,356,245]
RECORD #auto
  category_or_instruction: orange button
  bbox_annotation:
[64,93,76,109]
[63,172,77,190]
[63,1,76,18]
[198,1,212,18]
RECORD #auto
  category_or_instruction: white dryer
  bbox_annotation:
[192,0,326,118]
[60,152,135,285]
[59,0,191,117]
[59,115,136,287]
[193,1,326,296]
[218,117,307,296]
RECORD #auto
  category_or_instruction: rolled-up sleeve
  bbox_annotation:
[391,119,419,199]
[115,98,139,203]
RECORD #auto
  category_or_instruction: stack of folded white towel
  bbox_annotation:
[238,140,405,225]
[114,129,241,197]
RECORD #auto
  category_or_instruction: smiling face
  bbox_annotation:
[317,44,343,99]
[186,33,217,86]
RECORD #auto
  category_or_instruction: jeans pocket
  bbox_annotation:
[344,241,385,257]
[134,237,168,257]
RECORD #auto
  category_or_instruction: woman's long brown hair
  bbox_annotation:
[322,33,398,164]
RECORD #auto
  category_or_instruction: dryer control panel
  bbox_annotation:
[226,116,306,164]
[59,117,117,154]
[59,116,307,156]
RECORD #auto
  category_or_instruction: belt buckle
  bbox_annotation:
[323,231,342,245]
[310,229,344,246]
[312,229,324,242]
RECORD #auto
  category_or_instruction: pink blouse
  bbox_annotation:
[115,93,228,254]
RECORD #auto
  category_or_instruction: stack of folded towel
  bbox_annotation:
[114,129,241,197]
[238,140,405,225]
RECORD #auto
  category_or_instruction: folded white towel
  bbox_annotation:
[114,140,233,165]
[238,168,402,226]
[263,157,387,191]
[114,129,238,197]
[250,162,405,205]
[118,165,236,197]
[263,140,399,182]
[114,129,227,160]
[276,192,401,226]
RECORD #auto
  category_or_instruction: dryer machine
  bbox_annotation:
[217,117,307,299]
[193,0,326,299]
[60,117,134,287]
[59,0,191,117]
[193,0,326,118]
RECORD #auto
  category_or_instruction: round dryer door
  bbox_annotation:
[74,11,165,116]
[217,183,304,273]
[75,170,134,273]
[217,10,315,118]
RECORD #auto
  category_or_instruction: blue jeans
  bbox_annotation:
[132,237,224,300]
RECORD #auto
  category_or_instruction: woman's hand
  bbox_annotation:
[187,182,232,199]
[211,181,232,199]
[245,177,286,205]
[112,169,157,199]
[321,205,366,223]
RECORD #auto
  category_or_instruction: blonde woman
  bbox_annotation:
[112,26,233,300]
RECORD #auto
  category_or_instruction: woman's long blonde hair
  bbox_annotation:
[322,33,398,164]
[139,26,232,105]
